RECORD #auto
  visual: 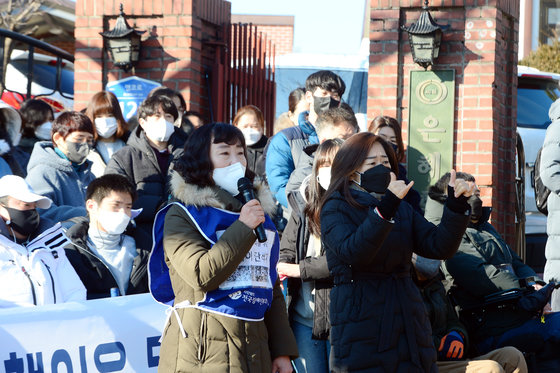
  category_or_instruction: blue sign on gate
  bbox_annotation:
[106,76,160,121]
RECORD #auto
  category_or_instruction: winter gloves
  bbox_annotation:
[438,330,465,361]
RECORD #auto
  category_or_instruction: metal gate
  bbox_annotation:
[212,23,276,135]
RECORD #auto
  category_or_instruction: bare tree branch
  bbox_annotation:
[13,1,44,26]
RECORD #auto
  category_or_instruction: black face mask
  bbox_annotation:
[468,195,483,222]
[389,142,398,153]
[313,96,340,116]
[3,206,40,238]
[357,164,392,194]
[65,141,91,165]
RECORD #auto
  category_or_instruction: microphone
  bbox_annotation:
[237,177,268,243]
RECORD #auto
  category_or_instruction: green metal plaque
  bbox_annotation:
[407,70,455,208]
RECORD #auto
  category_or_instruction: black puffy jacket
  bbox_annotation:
[104,126,187,251]
[321,188,470,372]
[64,217,149,299]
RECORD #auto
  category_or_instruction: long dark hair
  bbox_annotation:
[319,132,399,212]
[368,115,405,162]
[173,122,255,187]
[305,139,343,237]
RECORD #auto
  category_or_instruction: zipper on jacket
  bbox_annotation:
[198,312,207,363]
[42,260,57,303]
[21,266,37,306]
[69,240,122,295]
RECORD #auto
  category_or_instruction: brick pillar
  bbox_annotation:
[74,0,230,120]
[369,0,519,246]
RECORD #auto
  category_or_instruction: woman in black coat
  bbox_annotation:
[319,132,473,372]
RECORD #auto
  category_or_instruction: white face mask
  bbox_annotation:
[35,121,52,140]
[143,116,175,142]
[95,117,118,138]
[317,166,332,190]
[241,127,262,146]
[213,162,247,196]
[98,209,131,235]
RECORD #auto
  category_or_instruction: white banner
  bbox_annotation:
[0,294,168,373]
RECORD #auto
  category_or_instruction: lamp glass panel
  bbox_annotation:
[108,38,132,64]
[410,33,436,62]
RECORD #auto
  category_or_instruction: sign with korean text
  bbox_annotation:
[0,294,167,373]
[106,76,160,121]
[407,70,455,208]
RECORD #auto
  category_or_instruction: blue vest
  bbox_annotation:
[149,202,280,321]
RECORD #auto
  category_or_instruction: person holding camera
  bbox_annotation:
[319,132,473,372]
[425,172,560,373]
[149,123,297,373]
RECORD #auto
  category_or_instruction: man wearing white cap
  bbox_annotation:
[64,174,148,299]
[0,175,86,308]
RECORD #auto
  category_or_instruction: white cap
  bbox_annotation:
[0,175,52,209]
[0,100,21,145]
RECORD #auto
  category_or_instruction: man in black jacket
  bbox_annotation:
[105,95,187,251]
[412,254,527,372]
[425,172,560,373]
[64,174,149,299]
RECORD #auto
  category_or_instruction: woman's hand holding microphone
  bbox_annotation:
[239,199,265,229]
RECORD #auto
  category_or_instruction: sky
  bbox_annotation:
[229,0,367,55]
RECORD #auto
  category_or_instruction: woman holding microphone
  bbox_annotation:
[319,132,474,372]
[150,123,297,372]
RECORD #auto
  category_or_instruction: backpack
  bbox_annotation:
[533,146,551,215]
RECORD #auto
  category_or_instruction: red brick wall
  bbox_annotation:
[369,0,519,246]
[74,0,230,120]
[255,25,293,55]
[50,40,76,56]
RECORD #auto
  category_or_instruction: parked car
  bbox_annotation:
[517,65,560,272]
[1,49,74,112]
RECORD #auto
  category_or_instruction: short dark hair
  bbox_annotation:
[315,106,359,138]
[184,110,205,122]
[51,111,95,141]
[148,86,186,112]
[137,95,179,122]
[19,99,54,137]
[86,174,137,203]
[305,70,346,97]
[173,122,255,187]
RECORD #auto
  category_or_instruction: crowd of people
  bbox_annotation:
[1,70,560,373]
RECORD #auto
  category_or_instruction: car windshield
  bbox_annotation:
[8,59,74,95]
[518,77,560,129]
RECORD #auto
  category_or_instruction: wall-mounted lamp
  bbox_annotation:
[401,0,449,69]
[100,4,146,72]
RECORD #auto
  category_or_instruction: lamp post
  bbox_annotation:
[401,0,449,69]
[100,4,146,72]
